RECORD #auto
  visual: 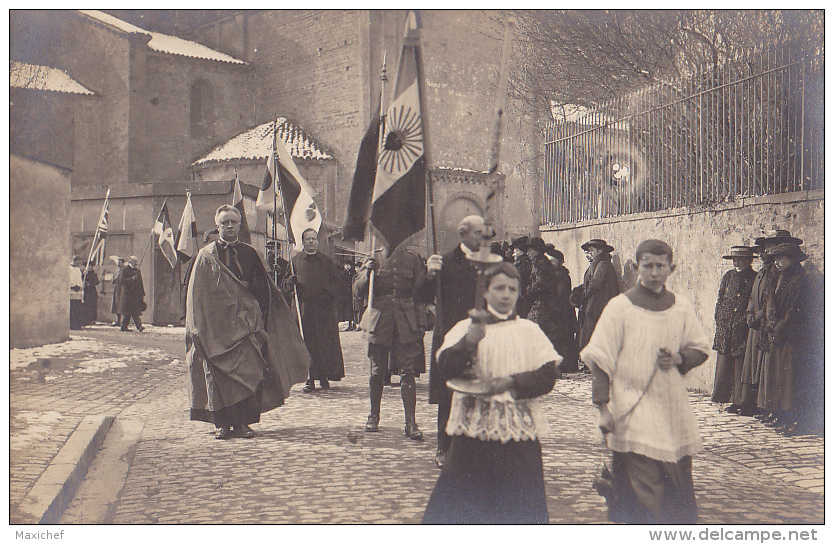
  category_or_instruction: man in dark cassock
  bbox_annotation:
[422,215,484,468]
[82,262,99,326]
[711,246,757,415]
[545,244,580,372]
[287,228,346,393]
[110,257,125,327]
[118,256,146,332]
[510,236,533,318]
[574,238,620,351]
[354,244,430,440]
[186,205,310,440]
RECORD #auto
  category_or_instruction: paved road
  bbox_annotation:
[10,325,824,525]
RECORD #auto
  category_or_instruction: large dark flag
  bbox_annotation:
[232,174,252,244]
[342,91,382,241]
[372,12,426,250]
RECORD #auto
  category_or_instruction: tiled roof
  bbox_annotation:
[10,61,95,96]
[193,119,334,166]
[78,10,247,65]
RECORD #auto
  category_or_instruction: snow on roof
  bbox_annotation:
[10,61,95,96]
[193,118,334,166]
[78,10,247,66]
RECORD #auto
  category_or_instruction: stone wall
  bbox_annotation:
[10,154,73,349]
[541,191,824,392]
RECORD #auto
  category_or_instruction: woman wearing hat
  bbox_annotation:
[575,239,620,352]
[524,238,562,361]
[757,242,815,436]
[510,237,533,318]
[711,246,757,415]
[545,244,579,372]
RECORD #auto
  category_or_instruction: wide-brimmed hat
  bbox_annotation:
[722,246,758,260]
[544,243,564,261]
[768,243,808,262]
[510,236,529,250]
[527,237,547,253]
[581,238,614,253]
[754,229,803,246]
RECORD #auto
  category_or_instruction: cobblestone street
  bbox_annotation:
[10,325,824,525]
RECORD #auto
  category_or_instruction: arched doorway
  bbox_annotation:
[438,193,484,254]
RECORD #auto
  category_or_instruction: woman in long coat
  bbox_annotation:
[545,244,579,372]
[82,263,100,326]
[576,239,620,350]
[524,238,561,354]
[117,256,145,331]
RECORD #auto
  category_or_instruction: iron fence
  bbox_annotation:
[542,47,824,224]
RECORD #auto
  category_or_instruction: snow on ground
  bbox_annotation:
[9,329,179,373]
[10,411,63,451]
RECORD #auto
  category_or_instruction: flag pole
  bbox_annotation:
[367,51,389,311]
[85,187,110,270]
[274,121,305,338]
[141,197,166,266]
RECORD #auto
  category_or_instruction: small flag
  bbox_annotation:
[371,11,426,251]
[153,201,178,268]
[342,91,382,241]
[232,175,252,244]
[176,192,198,261]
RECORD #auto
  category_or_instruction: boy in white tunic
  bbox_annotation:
[581,239,710,524]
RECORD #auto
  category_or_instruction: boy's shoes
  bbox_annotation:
[235,424,256,438]
[215,427,232,440]
[320,379,331,390]
[302,381,316,393]
[365,415,380,432]
[405,422,423,440]
[738,405,757,417]
[724,404,741,414]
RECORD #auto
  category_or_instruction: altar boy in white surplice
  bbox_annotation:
[580,239,710,524]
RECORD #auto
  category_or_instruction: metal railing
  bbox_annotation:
[542,47,824,224]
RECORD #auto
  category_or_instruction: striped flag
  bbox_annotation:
[176,192,198,261]
[90,190,109,265]
[153,201,178,268]
[232,174,252,244]
[370,12,426,251]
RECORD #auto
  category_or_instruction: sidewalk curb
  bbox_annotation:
[17,414,115,524]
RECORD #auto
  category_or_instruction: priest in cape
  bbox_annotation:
[186,204,310,440]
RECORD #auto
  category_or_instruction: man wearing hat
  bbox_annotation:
[711,246,758,415]
[574,238,620,352]
[740,229,802,424]
[758,241,817,436]
[510,236,533,318]
[110,256,125,327]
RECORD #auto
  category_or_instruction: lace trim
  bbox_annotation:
[446,393,549,443]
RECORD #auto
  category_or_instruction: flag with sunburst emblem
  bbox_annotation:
[370,11,426,251]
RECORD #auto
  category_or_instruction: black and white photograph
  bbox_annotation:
[8,7,824,535]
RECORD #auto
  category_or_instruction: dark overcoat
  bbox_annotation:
[579,252,620,348]
[758,263,812,412]
[551,264,579,368]
[422,245,478,404]
[514,254,533,318]
[82,268,99,325]
[525,254,560,339]
[713,267,756,357]
[740,262,777,401]
[291,251,345,381]
[117,265,145,316]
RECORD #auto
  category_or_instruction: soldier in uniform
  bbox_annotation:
[354,244,430,440]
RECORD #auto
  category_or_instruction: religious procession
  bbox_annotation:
[10,9,823,529]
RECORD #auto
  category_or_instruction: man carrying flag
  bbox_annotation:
[153,201,178,268]
[257,120,322,251]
